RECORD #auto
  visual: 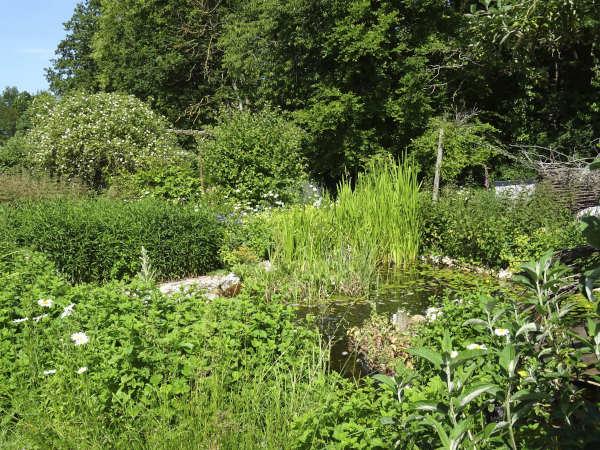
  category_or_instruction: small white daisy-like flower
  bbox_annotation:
[38,299,53,308]
[467,344,487,350]
[451,351,459,358]
[77,367,87,374]
[13,317,29,323]
[43,369,56,375]
[495,328,510,336]
[71,332,89,346]
[34,314,48,322]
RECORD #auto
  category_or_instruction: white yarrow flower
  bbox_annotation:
[495,328,510,336]
[77,367,87,374]
[34,314,48,322]
[451,351,459,358]
[467,343,487,350]
[13,317,29,323]
[38,299,53,308]
[43,369,56,375]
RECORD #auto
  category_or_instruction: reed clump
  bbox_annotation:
[270,158,421,299]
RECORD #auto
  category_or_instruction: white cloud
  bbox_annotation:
[19,48,55,59]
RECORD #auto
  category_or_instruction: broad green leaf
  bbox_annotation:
[516,322,543,337]
[511,389,553,403]
[462,318,488,327]
[422,417,451,449]
[511,400,535,425]
[411,400,449,414]
[490,308,509,326]
[484,421,509,439]
[450,349,488,370]
[442,330,452,353]
[406,347,443,367]
[380,416,397,425]
[579,261,600,303]
[581,217,600,250]
[396,359,405,378]
[373,374,396,390]
[456,383,499,411]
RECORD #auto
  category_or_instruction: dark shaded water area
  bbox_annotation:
[294,263,511,379]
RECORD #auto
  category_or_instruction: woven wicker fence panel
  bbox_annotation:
[538,168,600,213]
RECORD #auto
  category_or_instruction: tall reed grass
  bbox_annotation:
[269,158,420,300]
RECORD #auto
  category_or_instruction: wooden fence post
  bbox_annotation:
[432,128,444,201]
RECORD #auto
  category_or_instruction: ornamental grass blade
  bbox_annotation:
[406,347,443,367]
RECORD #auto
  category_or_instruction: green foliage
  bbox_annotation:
[375,257,600,448]
[26,91,180,189]
[410,111,499,181]
[219,212,273,269]
[0,136,28,171]
[92,0,229,126]
[0,246,342,449]
[109,164,204,203]
[0,197,224,283]
[291,375,399,449]
[421,184,583,268]
[201,106,307,204]
[0,87,33,145]
[44,0,101,96]
[0,171,89,204]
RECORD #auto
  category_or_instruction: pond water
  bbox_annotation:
[295,263,511,379]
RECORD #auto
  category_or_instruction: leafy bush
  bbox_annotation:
[201,106,306,204]
[26,92,181,189]
[108,164,204,202]
[218,212,273,269]
[0,197,223,283]
[0,135,28,171]
[421,184,584,268]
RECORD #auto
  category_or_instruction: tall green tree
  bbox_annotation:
[0,87,33,145]
[92,0,233,126]
[45,0,102,96]
[217,0,469,183]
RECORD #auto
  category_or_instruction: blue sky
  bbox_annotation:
[0,0,80,94]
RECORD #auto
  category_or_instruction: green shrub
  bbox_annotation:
[0,197,223,283]
[108,164,205,202]
[26,92,181,189]
[0,135,28,171]
[201,106,306,204]
[421,184,584,268]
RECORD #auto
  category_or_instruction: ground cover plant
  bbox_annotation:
[0,197,223,283]
[1,243,386,449]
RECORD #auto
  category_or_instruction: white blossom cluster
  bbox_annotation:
[26,92,180,184]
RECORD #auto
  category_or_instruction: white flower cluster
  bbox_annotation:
[26,92,180,184]
[71,331,90,346]
[61,303,75,318]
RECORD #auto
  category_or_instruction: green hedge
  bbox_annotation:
[0,198,224,283]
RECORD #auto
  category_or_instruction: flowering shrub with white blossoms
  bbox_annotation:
[26,92,180,189]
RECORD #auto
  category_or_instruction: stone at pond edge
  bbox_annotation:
[158,273,242,299]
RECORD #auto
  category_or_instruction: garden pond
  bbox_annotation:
[295,263,519,379]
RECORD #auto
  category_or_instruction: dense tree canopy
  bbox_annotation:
[0,87,33,145]
[38,0,600,184]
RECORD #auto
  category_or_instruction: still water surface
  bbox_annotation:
[295,263,508,378]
